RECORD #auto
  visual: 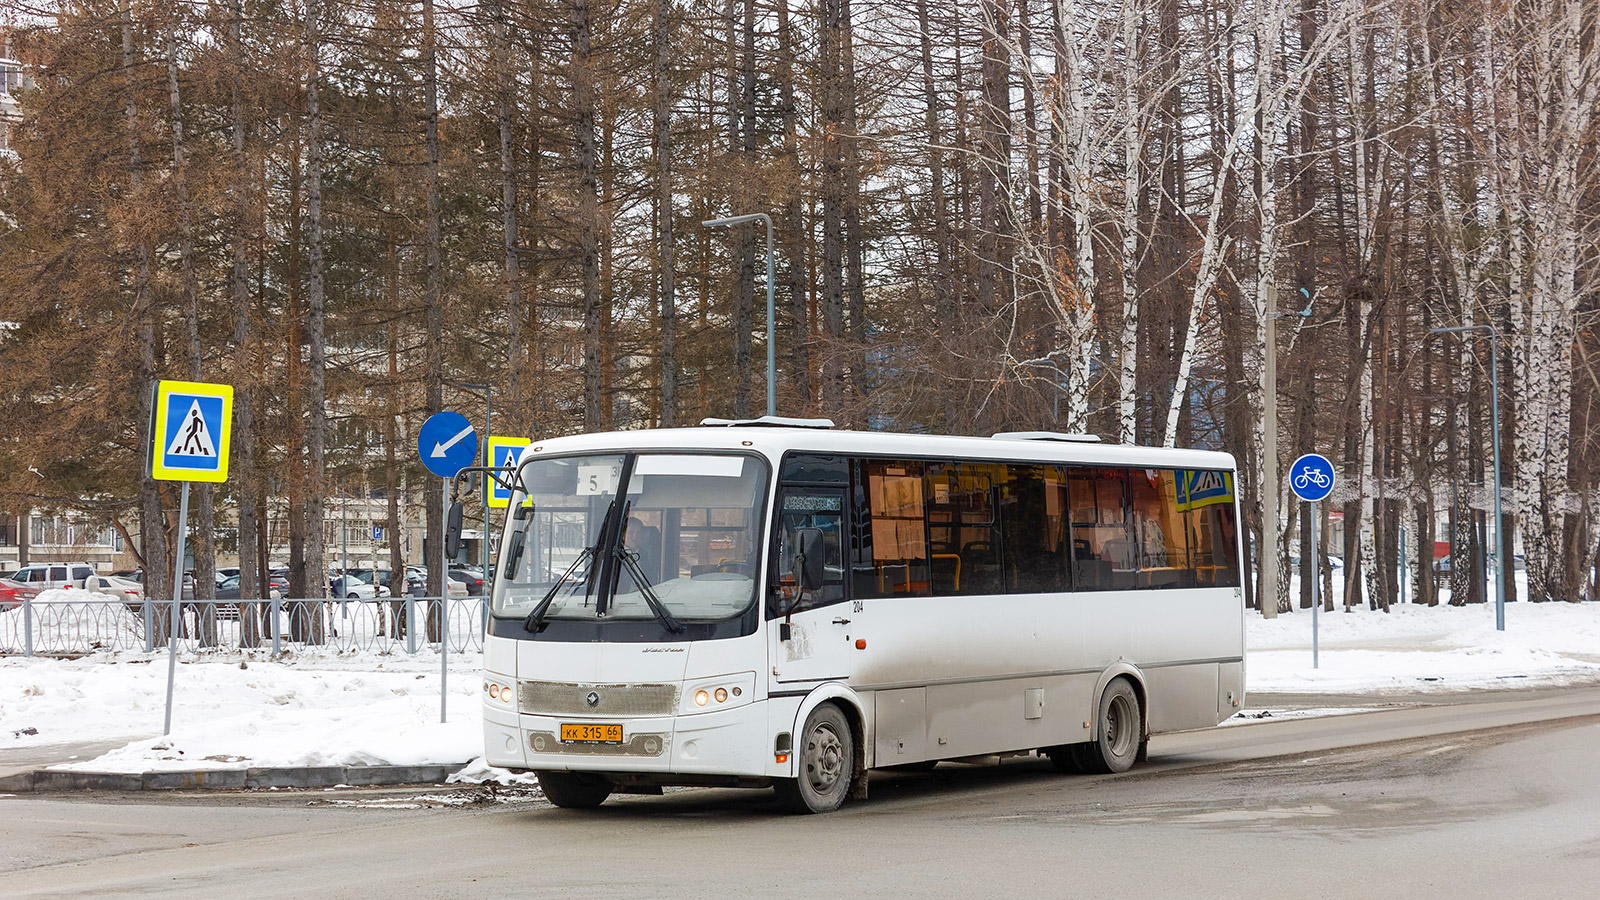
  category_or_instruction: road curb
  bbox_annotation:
[0,763,470,793]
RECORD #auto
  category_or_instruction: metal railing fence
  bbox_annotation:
[0,595,487,657]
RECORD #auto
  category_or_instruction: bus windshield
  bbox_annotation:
[492,451,768,625]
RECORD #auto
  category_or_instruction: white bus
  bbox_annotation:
[483,419,1244,813]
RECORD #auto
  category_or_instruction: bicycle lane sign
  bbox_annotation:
[1288,453,1336,503]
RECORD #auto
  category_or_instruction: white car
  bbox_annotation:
[11,562,99,591]
[330,574,382,600]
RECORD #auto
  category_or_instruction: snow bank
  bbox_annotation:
[2,601,1598,774]
[1247,598,1600,693]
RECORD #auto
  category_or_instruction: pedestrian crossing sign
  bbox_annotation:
[485,436,531,508]
[149,380,234,483]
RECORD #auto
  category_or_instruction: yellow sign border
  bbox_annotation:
[150,380,234,483]
[485,436,531,508]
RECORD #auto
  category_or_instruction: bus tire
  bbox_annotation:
[536,771,612,809]
[1083,678,1142,774]
[774,703,853,814]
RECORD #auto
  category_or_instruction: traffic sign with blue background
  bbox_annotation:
[485,436,531,508]
[149,380,233,483]
[1288,453,1337,503]
[418,411,478,478]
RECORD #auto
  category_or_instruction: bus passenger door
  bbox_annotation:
[769,488,854,690]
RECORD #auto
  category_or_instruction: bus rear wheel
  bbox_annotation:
[774,703,853,814]
[536,771,613,808]
[1081,678,1142,774]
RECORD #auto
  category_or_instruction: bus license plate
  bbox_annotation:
[560,723,623,743]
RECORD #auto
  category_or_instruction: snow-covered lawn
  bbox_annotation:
[3,601,1598,776]
[1249,598,1600,693]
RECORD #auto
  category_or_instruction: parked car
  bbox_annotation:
[449,568,486,596]
[86,574,145,608]
[330,573,379,600]
[215,574,282,602]
[403,568,468,598]
[1,574,43,601]
[9,562,99,591]
[0,577,30,611]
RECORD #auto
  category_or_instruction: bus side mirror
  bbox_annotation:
[795,527,825,593]
[445,501,464,560]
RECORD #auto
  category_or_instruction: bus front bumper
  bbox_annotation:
[483,700,772,779]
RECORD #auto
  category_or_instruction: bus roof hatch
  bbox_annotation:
[699,416,837,429]
[991,431,1105,443]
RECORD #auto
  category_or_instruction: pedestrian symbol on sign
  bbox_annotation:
[167,399,217,457]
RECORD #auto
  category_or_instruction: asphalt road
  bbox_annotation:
[3,687,1599,899]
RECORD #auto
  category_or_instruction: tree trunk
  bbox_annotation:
[655,0,678,426]
[165,14,217,646]
[124,0,170,643]
[304,0,328,625]
[424,0,447,601]
[228,0,261,647]
[776,0,811,413]
[572,0,603,431]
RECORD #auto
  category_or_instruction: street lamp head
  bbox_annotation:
[702,214,769,229]
[1429,324,1496,336]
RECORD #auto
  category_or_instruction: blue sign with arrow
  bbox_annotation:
[418,411,478,479]
[1288,453,1336,503]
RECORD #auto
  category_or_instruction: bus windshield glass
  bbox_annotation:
[492,452,768,624]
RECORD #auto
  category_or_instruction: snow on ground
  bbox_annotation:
[2,600,1598,776]
[1252,580,1600,693]
[0,651,484,772]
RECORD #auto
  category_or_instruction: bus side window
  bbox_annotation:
[1068,468,1131,590]
[854,460,930,599]
[1130,469,1194,589]
[1181,470,1241,587]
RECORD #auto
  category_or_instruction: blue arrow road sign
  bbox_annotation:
[418,411,478,479]
[1288,453,1336,503]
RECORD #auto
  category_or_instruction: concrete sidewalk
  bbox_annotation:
[0,740,468,793]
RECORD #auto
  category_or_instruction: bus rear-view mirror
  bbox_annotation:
[795,527,825,594]
[445,501,464,560]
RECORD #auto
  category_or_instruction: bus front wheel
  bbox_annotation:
[1081,678,1142,774]
[774,703,854,814]
[536,771,613,809]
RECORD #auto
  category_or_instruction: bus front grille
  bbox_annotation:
[517,681,680,717]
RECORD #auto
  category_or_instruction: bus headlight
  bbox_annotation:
[681,673,756,714]
[484,677,515,707]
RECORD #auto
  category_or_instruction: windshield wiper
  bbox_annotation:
[618,550,685,634]
[524,499,616,632]
[523,545,595,632]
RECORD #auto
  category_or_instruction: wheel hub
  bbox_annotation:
[806,724,844,792]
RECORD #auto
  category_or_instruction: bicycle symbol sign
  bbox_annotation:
[1288,453,1336,503]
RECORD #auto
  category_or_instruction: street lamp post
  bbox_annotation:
[702,213,776,417]
[1431,324,1506,632]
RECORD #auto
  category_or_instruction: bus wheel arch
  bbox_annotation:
[1082,674,1145,774]
[781,686,868,811]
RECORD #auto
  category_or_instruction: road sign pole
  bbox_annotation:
[484,392,492,580]
[164,481,190,736]
[1289,453,1335,673]
[440,483,449,724]
[1311,500,1319,669]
